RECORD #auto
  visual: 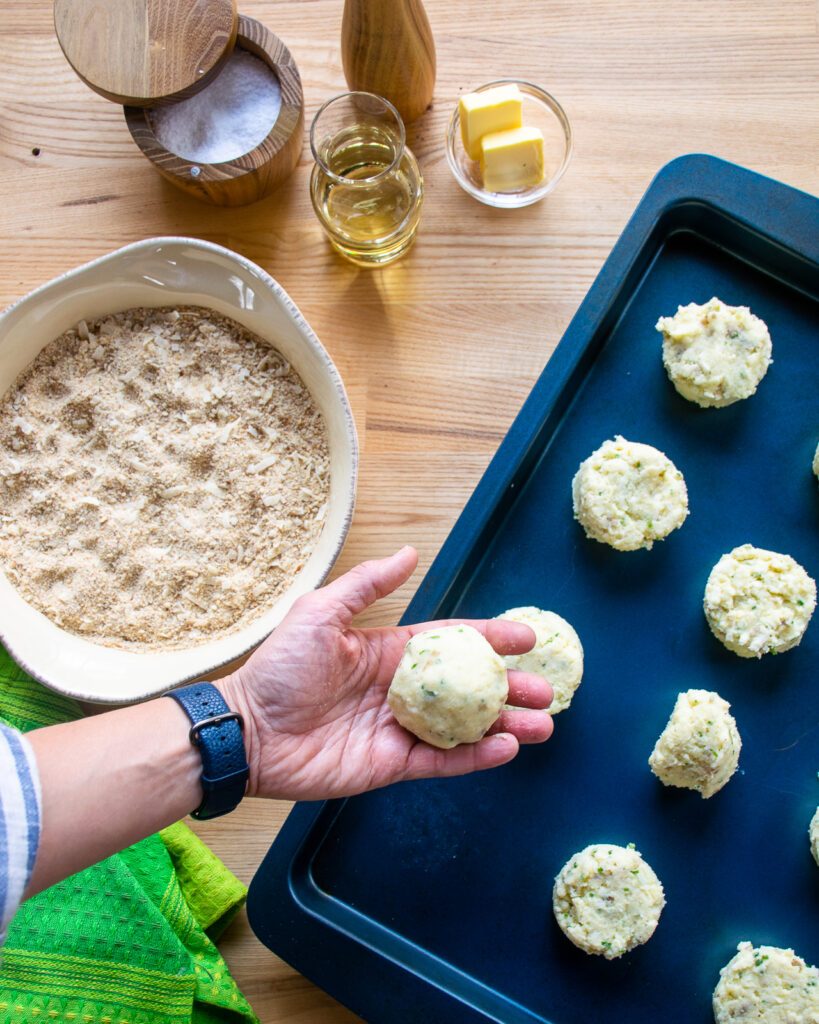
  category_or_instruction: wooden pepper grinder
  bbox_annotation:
[341,0,436,124]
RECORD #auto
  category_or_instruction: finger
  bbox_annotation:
[484,618,537,656]
[406,617,536,656]
[313,546,419,625]
[488,708,554,744]
[402,732,520,782]
[507,669,553,710]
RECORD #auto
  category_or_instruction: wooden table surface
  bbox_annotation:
[1,1,817,1019]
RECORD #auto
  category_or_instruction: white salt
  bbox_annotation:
[152,50,282,164]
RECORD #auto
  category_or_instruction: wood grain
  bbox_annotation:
[124,15,304,206]
[54,0,238,106]
[1,1,818,1020]
[342,0,436,123]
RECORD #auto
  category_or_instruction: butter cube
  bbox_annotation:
[480,126,545,193]
[459,85,523,161]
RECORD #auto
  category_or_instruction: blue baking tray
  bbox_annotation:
[247,154,819,1024]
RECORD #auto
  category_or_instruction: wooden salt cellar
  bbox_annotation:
[125,17,304,207]
[54,0,304,207]
[341,0,436,124]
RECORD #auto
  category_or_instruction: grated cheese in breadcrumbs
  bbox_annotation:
[0,306,330,650]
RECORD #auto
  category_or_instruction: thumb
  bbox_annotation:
[313,546,419,625]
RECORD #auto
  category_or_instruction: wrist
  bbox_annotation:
[215,670,261,798]
[152,697,204,814]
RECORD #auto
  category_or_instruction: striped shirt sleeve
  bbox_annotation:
[0,723,41,944]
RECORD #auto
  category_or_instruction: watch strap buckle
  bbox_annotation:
[188,710,244,746]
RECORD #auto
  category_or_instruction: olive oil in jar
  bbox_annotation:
[309,93,423,266]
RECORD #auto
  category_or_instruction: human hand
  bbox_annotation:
[220,547,554,801]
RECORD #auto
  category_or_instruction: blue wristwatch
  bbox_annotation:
[165,682,249,820]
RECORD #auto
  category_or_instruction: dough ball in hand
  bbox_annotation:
[704,544,816,658]
[572,436,688,551]
[499,606,583,714]
[649,689,741,799]
[387,625,508,749]
[656,297,772,408]
[552,843,665,959]
[713,943,819,1024]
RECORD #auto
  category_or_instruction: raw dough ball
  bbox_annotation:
[552,843,665,959]
[572,436,689,551]
[387,625,508,749]
[811,808,819,868]
[656,297,772,408]
[704,544,816,658]
[499,606,583,714]
[648,689,741,798]
[713,943,819,1024]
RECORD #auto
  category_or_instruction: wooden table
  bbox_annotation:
[1,1,816,1019]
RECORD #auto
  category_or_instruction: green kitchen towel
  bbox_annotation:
[0,646,258,1024]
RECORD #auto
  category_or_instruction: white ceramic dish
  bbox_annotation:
[0,238,358,704]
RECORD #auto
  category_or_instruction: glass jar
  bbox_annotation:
[309,92,423,267]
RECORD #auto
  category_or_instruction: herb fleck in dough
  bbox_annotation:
[704,544,816,658]
[499,606,583,714]
[656,296,772,408]
[552,843,665,959]
[572,436,688,551]
[713,943,819,1024]
[387,625,508,749]
[649,689,741,798]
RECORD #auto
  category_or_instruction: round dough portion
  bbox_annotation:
[499,607,583,714]
[656,296,772,408]
[572,436,688,551]
[648,689,741,799]
[704,544,816,658]
[552,843,665,959]
[810,808,819,868]
[387,625,507,749]
[713,943,819,1024]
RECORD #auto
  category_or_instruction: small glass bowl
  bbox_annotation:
[446,80,572,208]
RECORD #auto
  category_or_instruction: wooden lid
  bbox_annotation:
[54,0,239,107]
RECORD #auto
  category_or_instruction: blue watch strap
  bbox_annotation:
[165,682,249,820]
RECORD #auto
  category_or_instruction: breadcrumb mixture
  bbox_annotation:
[0,307,330,650]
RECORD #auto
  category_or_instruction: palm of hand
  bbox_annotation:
[224,548,553,802]
[236,616,411,799]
